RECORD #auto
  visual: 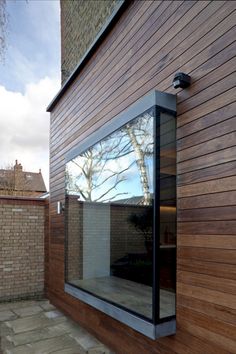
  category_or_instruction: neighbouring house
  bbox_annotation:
[0,160,47,197]
[47,1,236,354]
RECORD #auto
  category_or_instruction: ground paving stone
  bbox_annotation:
[52,349,85,354]
[0,299,114,354]
[5,313,67,334]
[39,302,56,311]
[6,334,84,354]
[12,305,43,318]
[0,301,39,311]
[6,324,72,346]
[0,311,17,322]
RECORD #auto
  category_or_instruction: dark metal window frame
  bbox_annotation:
[64,90,177,339]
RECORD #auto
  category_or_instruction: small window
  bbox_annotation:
[65,90,176,339]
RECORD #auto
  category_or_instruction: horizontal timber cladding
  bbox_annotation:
[49,1,236,353]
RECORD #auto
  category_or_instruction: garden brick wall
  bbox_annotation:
[66,196,148,283]
[61,0,118,84]
[0,197,48,302]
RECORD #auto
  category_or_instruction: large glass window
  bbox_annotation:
[65,90,176,338]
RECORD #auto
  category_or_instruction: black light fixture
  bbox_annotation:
[172,72,191,89]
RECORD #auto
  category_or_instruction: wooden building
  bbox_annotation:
[47,1,236,353]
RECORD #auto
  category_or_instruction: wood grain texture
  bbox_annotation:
[49,1,236,353]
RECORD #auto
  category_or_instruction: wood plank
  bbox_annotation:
[178,206,236,221]
[51,0,154,116]
[177,55,236,104]
[177,86,236,128]
[177,282,236,309]
[159,326,228,354]
[177,258,236,280]
[178,71,236,115]
[178,247,236,264]
[177,100,236,142]
[178,306,236,341]
[178,116,236,159]
[66,1,200,124]
[181,318,235,354]
[51,0,198,134]
[178,234,236,249]
[178,191,236,209]
[51,0,182,134]
[178,129,236,163]
[178,160,236,186]
[52,0,166,118]
[178,221,236,235]
[179,308,236,353]
[49,2,236,353]
[178,271,236,295]
[51,1,230,142]
[178,176,236,197]
[52,31,234,160]
[177,294,236,326]
[49,25,236,160]
[178,145,236,174]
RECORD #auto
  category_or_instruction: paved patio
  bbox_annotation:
[0,299,113,354]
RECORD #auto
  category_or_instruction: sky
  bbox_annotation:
[0,0,61,190]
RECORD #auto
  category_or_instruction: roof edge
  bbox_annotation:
[47,0,128,112]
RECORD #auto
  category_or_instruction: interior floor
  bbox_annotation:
[71,275,175,319]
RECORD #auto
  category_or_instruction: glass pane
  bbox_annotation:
[159,112,176,319]
[65,108,154,320]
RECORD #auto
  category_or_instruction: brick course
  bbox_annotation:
[0,197,48,302]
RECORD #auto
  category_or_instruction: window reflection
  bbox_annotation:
[66,110,154,319]
[65,106,176,321]
[66,110,154,204]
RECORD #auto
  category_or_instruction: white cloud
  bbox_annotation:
[0,76,60,189]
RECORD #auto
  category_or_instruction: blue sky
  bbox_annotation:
[0,0,61,189]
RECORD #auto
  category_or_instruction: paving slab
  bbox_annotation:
[6,323,72,346]
[88,349,113,354]
[52,349,85,354]
[0,299,114,354]
[5,334,84,354]
[0,301,40,312]
[39,302,56,311]
[12,305,43,318]
[0,311,17,322]
[5,313,67,334]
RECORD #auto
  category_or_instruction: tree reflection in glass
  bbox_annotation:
[66,109,154,204]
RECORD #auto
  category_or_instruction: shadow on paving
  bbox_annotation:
[0,299,114,354]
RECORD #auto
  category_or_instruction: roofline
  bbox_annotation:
[47,0,128,112]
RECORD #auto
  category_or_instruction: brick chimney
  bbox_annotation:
[14,160,23,190]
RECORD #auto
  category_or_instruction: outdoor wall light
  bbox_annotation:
[172,72,191,89]
[57,201,65,214]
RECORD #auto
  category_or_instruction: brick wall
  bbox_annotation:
[0,197,48,302]
[0,190,46,198]
[61,0,118,84]
[66,197,149,283]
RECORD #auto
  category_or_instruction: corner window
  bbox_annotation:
[65,90,176,339]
